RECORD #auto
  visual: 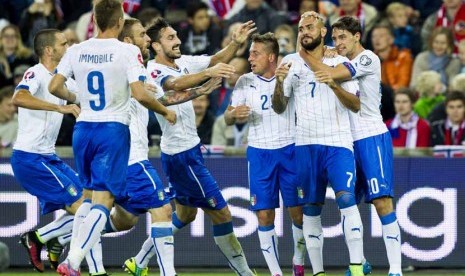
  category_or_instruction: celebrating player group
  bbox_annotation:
[12,0,401,276]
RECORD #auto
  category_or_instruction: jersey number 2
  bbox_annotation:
[87,71,106,111]
[261,94,273,110]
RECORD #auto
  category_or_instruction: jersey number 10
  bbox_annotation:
[87,71,106,111]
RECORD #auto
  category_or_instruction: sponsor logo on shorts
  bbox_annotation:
[67,185,78,197]
[250,195,256,206]
[208,197,217,208]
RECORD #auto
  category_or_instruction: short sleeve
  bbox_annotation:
[147,62,172,89]
[345,51,380,79]
[230,75,248,107]
[178,55,211,74]
[15,67,40,95]
[56,46,74,79]
[124,44,147,84]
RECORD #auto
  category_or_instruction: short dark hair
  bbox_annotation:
[146,18,171,55]
[94,0,123,33]
[251,32,279,60]
[445,91,465,106]
[395,87,417,104]
[118,18,141,41]
[331,16,362,37]
[136,7,161,27]
[0,86,14,103]
[187,1,209,18]
[372,24,394,38]
[33,29,60,57]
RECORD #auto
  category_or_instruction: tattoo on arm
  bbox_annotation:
[157,88,200,106]
[272,81,289,114]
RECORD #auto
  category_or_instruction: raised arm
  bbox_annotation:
[157,77,221,106]
[13,89,80,118]
[272,62,291,114]
[162,63,235,91]
[299,48,353,81]
[130,81,177,124]
[48,74,79,103]
[315,71,360,112]
[209,21,256,66]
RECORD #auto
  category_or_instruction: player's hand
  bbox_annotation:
[144,83,158,94]
[206,63,236,78]
[231,105,250,120]
[231,21,257,45]
[58,104,80,118]
[323,46,337,58]
[198,77,222,95]
[275,62,292,83]
[164,110,177,125]
[315,71,337,88]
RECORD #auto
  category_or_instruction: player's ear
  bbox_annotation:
[151,41,160,53]
[123,36,133,44]
[321,26,327,38]
[354,32,361,42]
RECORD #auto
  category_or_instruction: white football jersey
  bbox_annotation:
[345,50,388,141]
[56,38,146,125]
[146,55,211,155]
[282,53,359,150]
[128,98,149,165]
[14,63,77,154]
[231,72,295,149]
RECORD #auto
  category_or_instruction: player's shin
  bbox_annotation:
[337,194,364,265]
[258,224,282,275]
[151,222,176,276]
[85,239,106,275]
[303,205,324,275]
[381,212,402,275]
[37,214,74,243]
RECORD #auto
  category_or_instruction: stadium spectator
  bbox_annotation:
[0,55,12,88]
[220,22,249,58]
[386,2,422,56]
[386,88,431,148]
[411,27,461,87]
[0,85,17,148]
[62,27,80,46]
[413,70,446,119]
[372,24,413,91]
[193,94,215,144]
[19,0,61,47]
[225,0,287,38]
[274,24,296,64]
[458,39,465,73]
[12,64,28,86]
[0,0,32,25]
[431,91,465,145]
[428,74,465,122]
[421,0,465,53]
[202,0,245,20]
[178,1,222,56]
[135,7,161,27]
[208,57,249,117]
[328,0,378,44]
[0,25,35,79]
[211,113,248,146]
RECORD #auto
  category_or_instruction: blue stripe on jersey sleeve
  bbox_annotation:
[159,75,172,87]
[15,85,29,91]
[342,62,356,78]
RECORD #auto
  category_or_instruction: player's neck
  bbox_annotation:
[40,58,58,74]
[260,68,276,79]
[96,29,119,39]
[155,55,176,68]
[307,43,324,60]
[347,44,365,60]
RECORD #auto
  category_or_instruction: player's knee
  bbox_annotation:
[335,192,356,209]
[372,197,393,216]
[205,206,231,224]
[256,210,275,226]
[176,208,198,224]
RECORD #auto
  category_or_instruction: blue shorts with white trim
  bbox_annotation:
[11,150,83,215]
[161,144,227,210]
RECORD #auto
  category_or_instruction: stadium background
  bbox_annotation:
[0,151,464,270]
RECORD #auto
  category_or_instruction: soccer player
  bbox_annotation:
[95,18,220,276]
[224,33,306,276]
[273,13,365,276]
[299,14,402,276]
[11,29,82,273]
[48,1,176,275]
[125,18,256,276]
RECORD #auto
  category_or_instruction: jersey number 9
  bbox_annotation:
[87,71,106,111]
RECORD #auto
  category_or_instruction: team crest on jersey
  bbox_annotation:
[158,191,165,201]
[24,71,35,80]
[360,55,372,66]
[67,185,78,197]
[297,187,304,199]
[250,195,257,206]
[137,53,144,64]
[208,197,217,208]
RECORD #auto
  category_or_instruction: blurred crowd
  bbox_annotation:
[1,0,465,149]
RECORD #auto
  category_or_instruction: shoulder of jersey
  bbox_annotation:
[22,64,42,80]
[282,53,299,62]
